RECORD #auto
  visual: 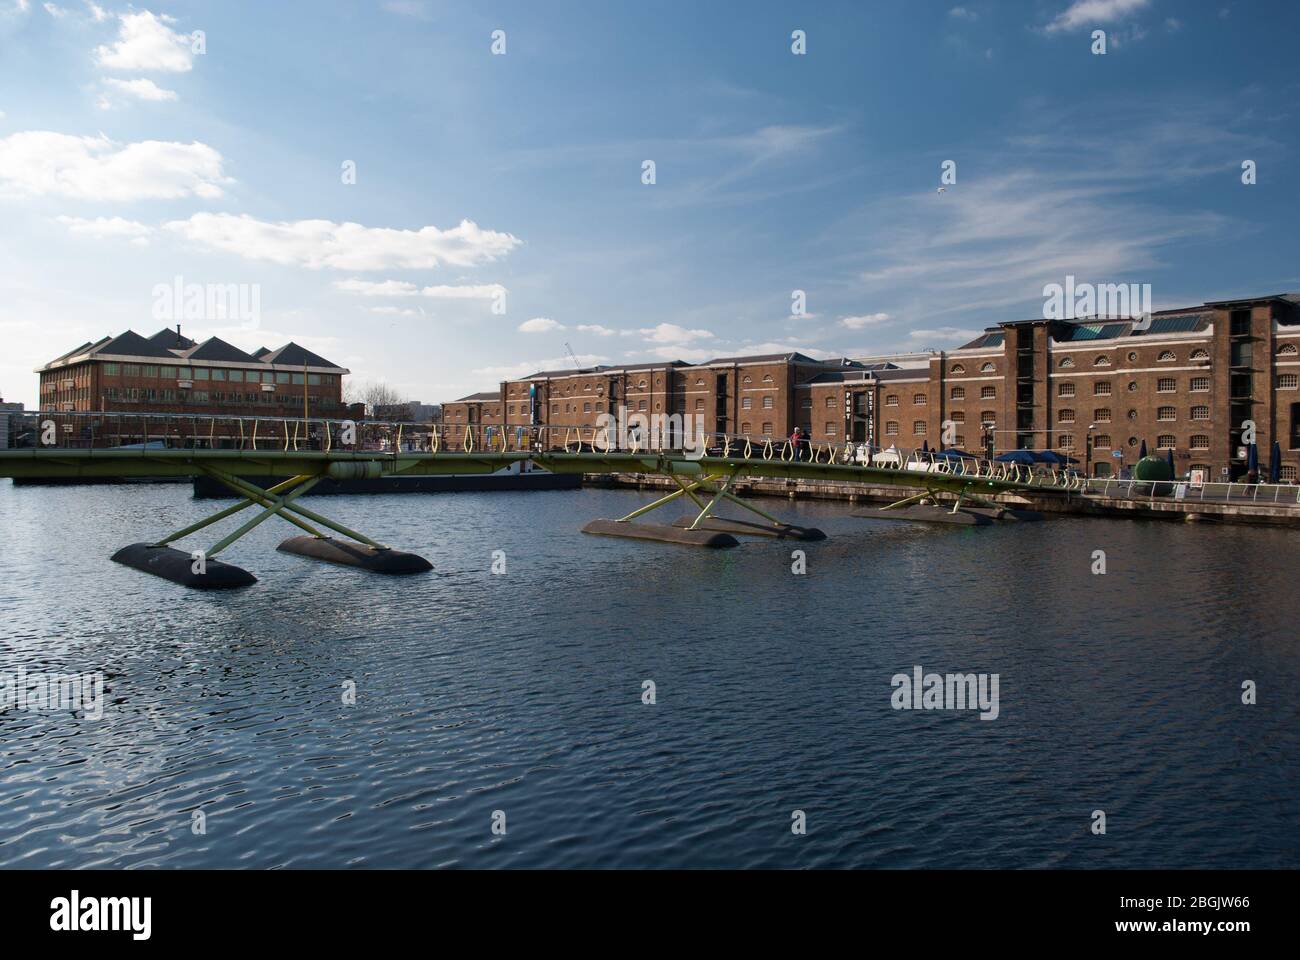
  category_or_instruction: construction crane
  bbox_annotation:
[563,341,582,370]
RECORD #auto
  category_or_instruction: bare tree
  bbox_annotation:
[355,381,407,419]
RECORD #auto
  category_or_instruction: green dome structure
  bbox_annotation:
[1133,455,1173,482]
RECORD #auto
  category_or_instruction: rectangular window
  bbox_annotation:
[194,368,209,380]
[123,364,140,377]
[229,369,243,382]
[825,422,837,435]
[211,368,226,381]
[141,365,159,378]
[291,373,305,385]
[276,372,290,384]
[159,366,177,378]
[1190,377,1210,392]
[104,363,120,376]
[1157,378,1176,393]
[1094,381,1111,396]
[308,374,321,385]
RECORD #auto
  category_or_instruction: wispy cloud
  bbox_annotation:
[1044,0,1149,34]
[166,214,520,270]
[0,131,228,199]
[95,10,195,72]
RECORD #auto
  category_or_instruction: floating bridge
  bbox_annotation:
[0,413,1075,588]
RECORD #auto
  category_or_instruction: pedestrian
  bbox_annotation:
[789,425,804,462]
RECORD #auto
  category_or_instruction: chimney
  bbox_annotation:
[176,323,182,345]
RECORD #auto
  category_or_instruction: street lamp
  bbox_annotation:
[1086,423,1095,478]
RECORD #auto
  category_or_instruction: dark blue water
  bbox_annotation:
[1,480,1297,868]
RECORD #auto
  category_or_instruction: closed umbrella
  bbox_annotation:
[1138,438,1147,459]
[1166,447,1175,476]
[1271,441,1282,483]
[1247,442,1258,479]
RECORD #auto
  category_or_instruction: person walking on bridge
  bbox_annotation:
[790,425,806,462]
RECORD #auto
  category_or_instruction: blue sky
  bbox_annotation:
[1,0,1297,407]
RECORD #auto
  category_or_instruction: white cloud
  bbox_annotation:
[419,284,504,300]
[839,312,891,329]
[14,0,31,12]
[576,324,616,336]
[86,1,106,21]
[908,327,980,343]
[949,6,978,20]
[0,131,229,200]
[333,278,419,297]
[637,322,713,344]
[473,353,607,381]
[642,345,715,362]
[165,214,521,270]
[54,214,153,244]
[101,76,178,102]
[96,10,194,72]
[1045,0,1148,33]
[518,317,563,333]
[367,305,422,318]
[43,3,67,17]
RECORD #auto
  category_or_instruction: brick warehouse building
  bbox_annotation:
[38,327,351,417]
[444,292,1300,481]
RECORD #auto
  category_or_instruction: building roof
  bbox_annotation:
[179,336,261,363]
[147,327,196,350]
[258,341,343,369]
[38,330,348,373]
[451,391,500,403]
[87,329,188,360]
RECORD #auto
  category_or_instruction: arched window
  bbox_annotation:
[1277,343,1297,356]
[980,362,995,373]
[950,363,965,374]
[695,377,705,385]
[1190,349,1209,361]
[1059,356,1075,368]
[1094,355,1111,367]
[762,374,773,383]
[742,375,752,384]
[1158,351,1176,362]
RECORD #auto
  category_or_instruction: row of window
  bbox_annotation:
[101,363,336,387]
[1058,405,1212,423]
[1086,434,1213,451]
[1057,349,1212,369]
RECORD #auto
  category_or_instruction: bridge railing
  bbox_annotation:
[1078,476,1300,506]
[12,411,1098,490]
